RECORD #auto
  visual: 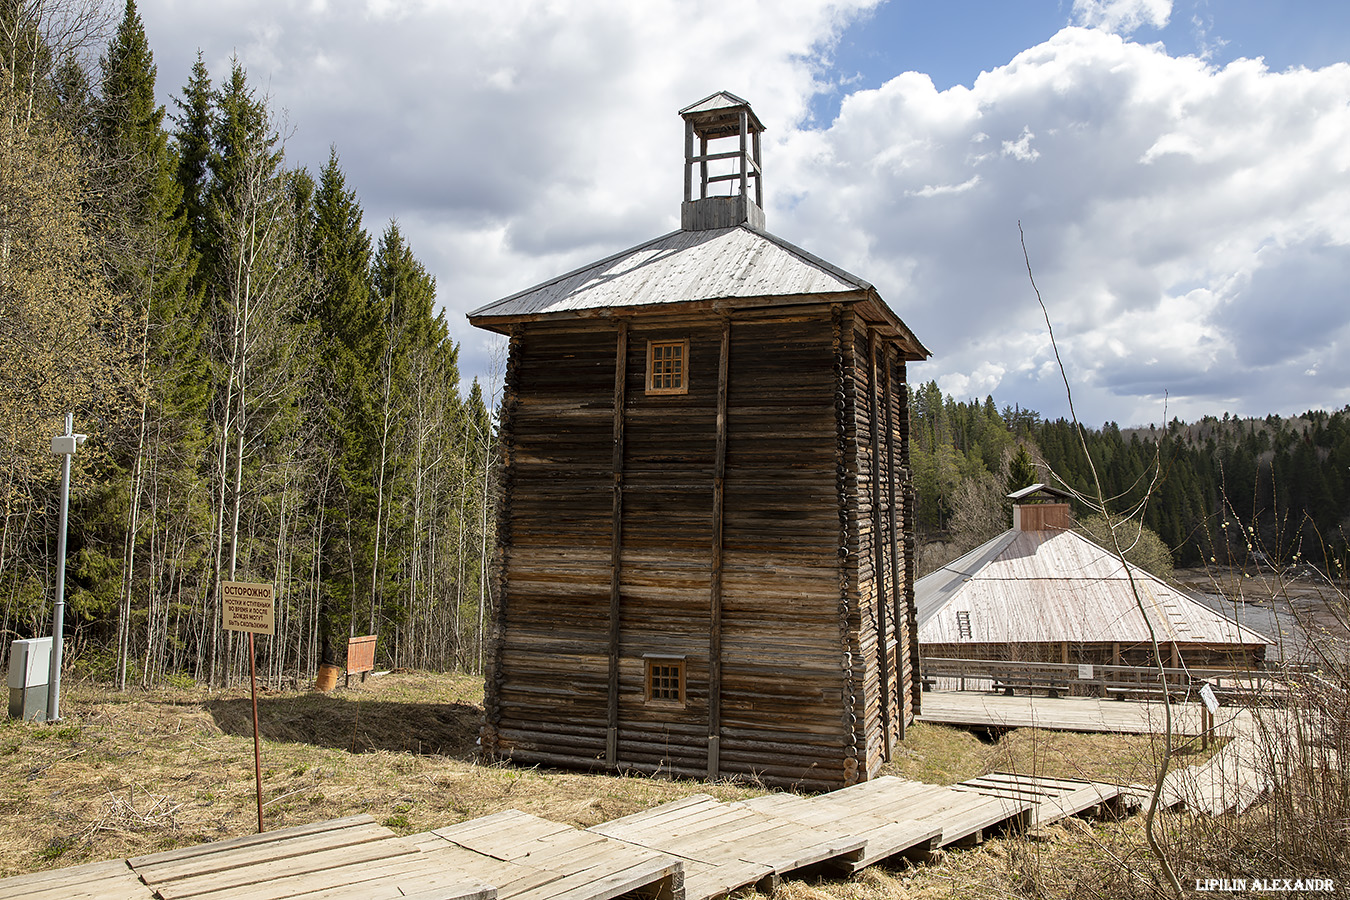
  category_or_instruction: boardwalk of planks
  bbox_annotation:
[952,772,1134,828]
[2,773,1131,900]
[921,689,1280,818]
[916,691,1211,734]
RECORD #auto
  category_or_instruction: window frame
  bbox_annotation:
[645,339,689,395]
[643,654,687,708]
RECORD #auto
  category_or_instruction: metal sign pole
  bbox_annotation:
[221,580,274,834]
[48,413,84,723]
[249,632,264,832]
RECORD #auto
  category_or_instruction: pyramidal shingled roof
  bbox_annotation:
[468,224,928,357]
[916,528,1271,647]
[471,225,864,319]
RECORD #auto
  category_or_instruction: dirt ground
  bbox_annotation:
[0,671,1232,898]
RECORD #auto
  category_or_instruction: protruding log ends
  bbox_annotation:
[480,330,523,757]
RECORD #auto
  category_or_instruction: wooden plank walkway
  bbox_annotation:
[1161,735,1271,815]
[917,691,1209,735]
[734,792,939,873]
[0,858,155,900]
[128,814,495,900]
[414,809,684,900]
[811,775,1031,850]
[736,774,1033,872]
[2,768,1142,900]
[952,772,1131,828]
[588,793,865,900]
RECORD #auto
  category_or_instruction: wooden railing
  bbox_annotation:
[920,656,1287,702]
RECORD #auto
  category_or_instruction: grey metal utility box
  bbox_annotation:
[8,637,52,722]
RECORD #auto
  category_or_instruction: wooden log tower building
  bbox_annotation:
[469,92,930,790]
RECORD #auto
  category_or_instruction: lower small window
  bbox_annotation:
[644,656,686,706]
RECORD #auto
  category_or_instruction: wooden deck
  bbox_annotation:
[1161,735,1272,815]
[0,858,155,900]
[127,815,495,900]
[414,810,684,900]
[588,793,865,899]
[3,771,1141,900]
[919,690,1281,819]
[738,775,1028,871]
[952,772,1133,828]
[916,690,1210,734]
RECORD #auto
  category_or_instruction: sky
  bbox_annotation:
[128,0,1350,428]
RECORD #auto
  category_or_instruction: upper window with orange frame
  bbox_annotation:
[646,340,689,395]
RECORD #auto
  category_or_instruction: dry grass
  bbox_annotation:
[0,672,1232,898]
[0,671,758,877]
[881,722,1220,789]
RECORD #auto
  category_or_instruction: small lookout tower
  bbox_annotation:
[681,91,765,231]
[470,93,930,790]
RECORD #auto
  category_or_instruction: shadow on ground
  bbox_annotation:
[207,694,482,758]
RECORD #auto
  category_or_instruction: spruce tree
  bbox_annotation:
[307,148,377,663]
[173,52,214,288]
[87,0,204,688]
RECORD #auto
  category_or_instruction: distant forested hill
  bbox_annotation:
[910,380,1350,573]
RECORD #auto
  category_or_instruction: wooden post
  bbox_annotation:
[708,320,730,778]
[897,359,921,717]
[882,344,905,740]
[606,322,628,767]
[867,329,892,760]
[1112,641,1121,667]
[738,110,749,200]
[684,120,694,204]
[752,129,763,208]
[699,136,708,199]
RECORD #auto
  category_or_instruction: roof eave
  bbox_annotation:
[468,288,873,333]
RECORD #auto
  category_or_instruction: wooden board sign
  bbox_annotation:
[347,635,377,675]
[222,581,275,635]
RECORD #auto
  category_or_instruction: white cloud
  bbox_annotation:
[773,26,1350,422]
[1072,0,1171,35]
[1001,127,1040,161]
[134,2,1350,425]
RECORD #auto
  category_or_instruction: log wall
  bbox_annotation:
[483,305,916,790]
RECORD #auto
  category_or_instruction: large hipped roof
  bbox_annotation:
[468,224,929,357]
[916,528,1270,647]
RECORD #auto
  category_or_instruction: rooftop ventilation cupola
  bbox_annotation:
[680,91,765,232]
[1007,483,1073,532]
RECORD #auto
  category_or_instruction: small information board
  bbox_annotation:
[222,581,275,635]
[1077,664,1094,680]
[1199,682,1220,715]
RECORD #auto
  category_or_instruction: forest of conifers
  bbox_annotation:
[909,379,1350,576]
[5,2,1348,691]
[2,1,495,688]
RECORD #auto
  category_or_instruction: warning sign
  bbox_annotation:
[222,581,275,635]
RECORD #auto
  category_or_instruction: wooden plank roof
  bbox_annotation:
[916,529,1271,647]
[468,225,929,357]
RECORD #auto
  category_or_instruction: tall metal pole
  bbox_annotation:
[249,631,264,832]
[48,413,77,723]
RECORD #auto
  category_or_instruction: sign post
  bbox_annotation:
[222,580,274,833]
[1198,682,1220,751]
[48,413,86,723]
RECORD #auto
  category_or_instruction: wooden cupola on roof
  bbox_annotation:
[1008,483,1073,532]
[680,91,765,231]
